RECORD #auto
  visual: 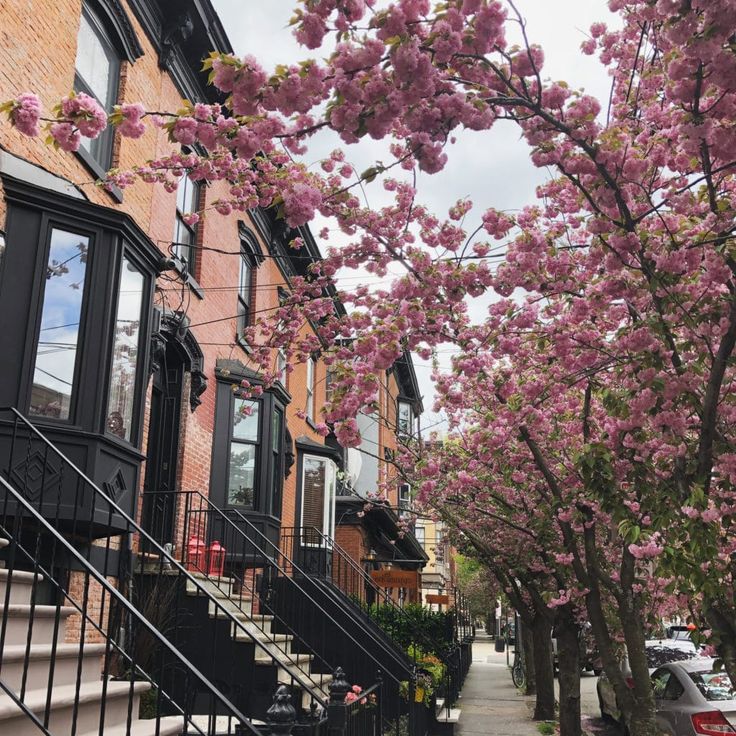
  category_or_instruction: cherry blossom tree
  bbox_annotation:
[5,2,736,735]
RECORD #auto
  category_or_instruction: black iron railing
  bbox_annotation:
[281,526,469,718]
[0,474,259,735]
[0,408,326,730]
[154,489,416,736]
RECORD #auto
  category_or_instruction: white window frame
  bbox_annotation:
[300,454,336,545]
[397,400,413,436]
[306,357,315,422]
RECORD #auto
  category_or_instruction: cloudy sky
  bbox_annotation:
[210,0,619,430]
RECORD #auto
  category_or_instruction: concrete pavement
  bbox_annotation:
[455,632,539,736]
[454,631,617,736]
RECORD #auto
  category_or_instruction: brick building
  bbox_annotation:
[0,1,457,733]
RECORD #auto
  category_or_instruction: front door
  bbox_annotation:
[141,345,183,547]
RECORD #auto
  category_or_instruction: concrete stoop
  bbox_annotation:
[0,538,182,736]
[182,571,332,708]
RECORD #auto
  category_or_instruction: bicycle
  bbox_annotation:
[511,647,526,689]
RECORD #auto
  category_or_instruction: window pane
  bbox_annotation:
[239,256,251,303]
[75,10,114,106]
[398,402,412,434]
[176,175,198,215]
[272,408,282,454]
[233,398,259,441]
[277,350,287,385]
[228,442,256,507]
[302,456,326,530]
[30,229,90,420]
[106,257,144,441]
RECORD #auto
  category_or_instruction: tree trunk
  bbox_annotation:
[556,612,581,736]
[531,615,555,721]
[522,619,536,695]
[621,608,658,736]
[706,605,736,694]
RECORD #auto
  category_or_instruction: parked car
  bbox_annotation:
[597,640,701,724]
[651,658,736,735]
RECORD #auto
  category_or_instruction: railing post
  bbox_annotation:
[266,684,296,736]
[327,666,351,736]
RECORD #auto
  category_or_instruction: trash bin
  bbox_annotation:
[495,636,506,652]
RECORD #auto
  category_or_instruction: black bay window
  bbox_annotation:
[0,176,162,535]
[210,360,290,547]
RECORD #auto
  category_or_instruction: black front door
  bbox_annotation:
[141,345,183,546]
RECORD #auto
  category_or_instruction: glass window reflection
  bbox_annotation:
[30,229,90,420]
[106,257,144,442]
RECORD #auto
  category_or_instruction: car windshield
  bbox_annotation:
[688,670,736,701]
[646,646,698,668]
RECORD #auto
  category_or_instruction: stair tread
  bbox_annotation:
[0,679,149,719]
[254,652,313,665]
[79,715,184,736]
[1,642,107,661]
[0,569,42,584]
[435,707,462,723]
[0,539,7,549]
[0,604,77,618]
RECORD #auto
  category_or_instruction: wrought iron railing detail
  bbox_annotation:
[0,407,326,731]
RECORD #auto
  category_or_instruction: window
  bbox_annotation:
[277,349,287,386]
[301,454,336,541]
[74,4,120,169]
[228,397,260,508]
[397,400,413,436]
[399,483,411,511]
[210,368,288,520]
[237,248,253,338]
[172,174,200,272]
[0,231,6,281]
[270,407,284,516]
[29,228,91,420]
[415,526,425,546]
[306,357,316,422]
[106,255,145,441]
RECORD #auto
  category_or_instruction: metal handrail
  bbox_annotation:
[0,676,51,735]
[180,490,412,685]
[0,407,325,708]
[281,525,465,715]
[0,475,257,734]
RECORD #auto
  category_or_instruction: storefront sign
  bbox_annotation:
[371,569,419,589]
[426,594,450,605]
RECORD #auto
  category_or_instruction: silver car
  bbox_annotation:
[651,658,736,735]
[598,639,700,724]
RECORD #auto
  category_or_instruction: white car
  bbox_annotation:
[597,640,701,724]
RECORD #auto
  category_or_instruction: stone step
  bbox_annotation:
[0,642,106,691]
[184,572,234,598]
[0,679,149,736]
[79,714,184,736]
[0,604,78,647]
[206,591,254,618]
[0,569,44,605]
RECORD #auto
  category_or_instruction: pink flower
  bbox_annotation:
[117,102,145,139]
[60,92,107,138]
[50,122,81,152]
[10,92,41,136]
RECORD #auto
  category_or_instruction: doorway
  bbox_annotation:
[141,342,184,547]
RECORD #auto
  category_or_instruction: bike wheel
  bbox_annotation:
[511,658,526,689]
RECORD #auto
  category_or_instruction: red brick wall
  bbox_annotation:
[0,0,334,577]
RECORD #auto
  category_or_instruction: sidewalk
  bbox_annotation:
[455,631,539,736]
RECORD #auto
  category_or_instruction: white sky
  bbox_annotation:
[209,0,618,431]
